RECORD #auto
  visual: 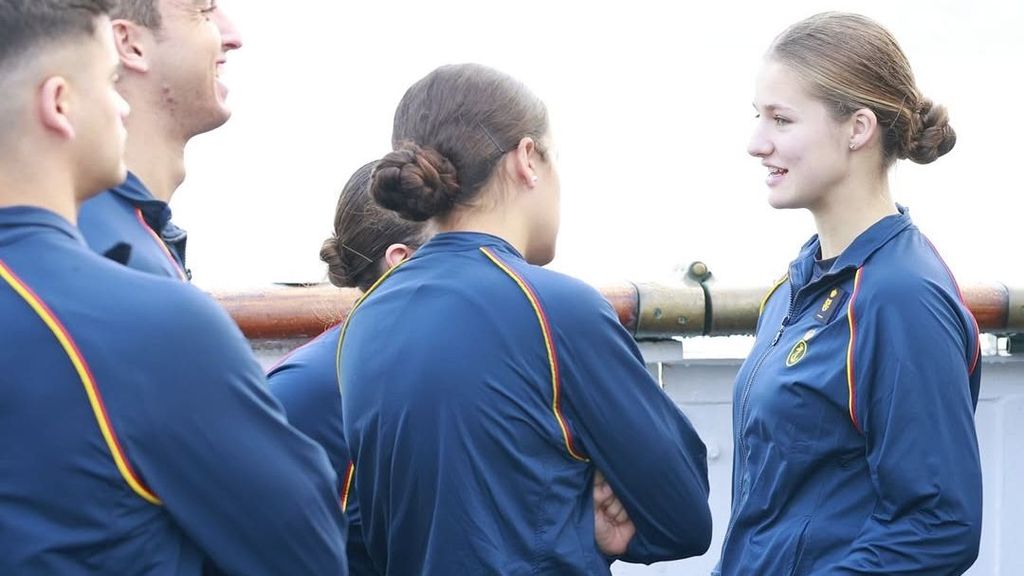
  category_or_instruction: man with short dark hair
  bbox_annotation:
[78,0,243,279]
[0,2,348,574]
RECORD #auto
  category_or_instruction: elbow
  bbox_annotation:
[690,502,714,556]
[960,514,983,567]
[668,499,714,559]
[938,507,982,570]
[959,488,983,565]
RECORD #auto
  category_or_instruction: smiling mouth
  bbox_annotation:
[769,167,788,176]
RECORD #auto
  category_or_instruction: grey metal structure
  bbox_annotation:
[252,338,1021,576]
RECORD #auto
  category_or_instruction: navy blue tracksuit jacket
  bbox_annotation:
[339,232,712,575]
[716,208,982,575]
[268,324,378,575]
[79,171,189,280]
[0,206,347,575]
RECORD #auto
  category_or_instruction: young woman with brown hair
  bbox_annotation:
[716,12,982,575]
[337,63,713,575]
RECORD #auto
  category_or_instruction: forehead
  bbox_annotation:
[753,59,815,110]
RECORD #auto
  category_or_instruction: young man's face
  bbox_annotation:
[68,17,131,201]
[148,0,243,139]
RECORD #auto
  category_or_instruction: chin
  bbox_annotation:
[79,166,127,202]
[190,103,232,137]
[767,190,803,210]
[526,246,556,267]
[101,168,128,193]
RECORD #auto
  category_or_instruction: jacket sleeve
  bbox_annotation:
[121,291,349,576]
[830,276,982,574]
[267,336,381,576]
[553,285,712,564]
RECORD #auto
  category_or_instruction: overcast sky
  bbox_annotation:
[175,0,1024,291]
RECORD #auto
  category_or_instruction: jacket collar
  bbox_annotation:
[108,172,181,236]
[0,205,85,246]
[415,231,524,261]
[789,204,914,288]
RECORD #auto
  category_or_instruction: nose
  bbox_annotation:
[215,9,243,51]
[747,122,772,158]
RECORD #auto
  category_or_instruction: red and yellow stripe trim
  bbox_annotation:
[845,267,864,433]
[480,247,589,463]
[134,208,187,281]
[340,460,356,511]
[0,259,161,505]
[335,259,407,392]
[759,274,789,317]
[923,238,982,375]
[332,258,408,511]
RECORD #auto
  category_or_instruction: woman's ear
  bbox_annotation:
[511,136,538,188]
[848,107,878,151]
[384,243,414,268]
[111,19,151,74]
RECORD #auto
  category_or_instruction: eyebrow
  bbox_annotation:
[752,103,797,114]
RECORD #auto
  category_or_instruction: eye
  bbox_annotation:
[200,1,218,15]
[773,115,790,127]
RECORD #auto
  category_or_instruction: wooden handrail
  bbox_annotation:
[212,282,1023,340]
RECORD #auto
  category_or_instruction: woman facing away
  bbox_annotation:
[266,161,427,575]
[337,63,713,575]
[716,12,982,576]
[267,160,635,574]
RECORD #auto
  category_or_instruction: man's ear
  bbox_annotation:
[111,19,151,74]
[38,76,75,140]
[849,107,878,152]
[384,243,414,268]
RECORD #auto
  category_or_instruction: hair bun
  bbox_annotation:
[319,236,359,288]
[902,98,956,164]
[371,142,460,221]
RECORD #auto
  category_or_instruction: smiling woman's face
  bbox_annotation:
[747,59,853,212]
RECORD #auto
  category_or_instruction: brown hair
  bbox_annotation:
[0,0,115,71]
[320,161,427,292]
[371,63,549,222]
[110,0,161,30]
[768,12,955,165]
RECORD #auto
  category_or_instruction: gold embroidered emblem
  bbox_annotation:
[786,340,808,367]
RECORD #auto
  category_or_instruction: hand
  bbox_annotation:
[593,469,635,556]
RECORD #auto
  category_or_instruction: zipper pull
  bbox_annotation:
[770,316,788,346]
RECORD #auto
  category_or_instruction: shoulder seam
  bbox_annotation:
[759,274,789,317]
[0,258,162,505]
[479,247,589,463]
[845,267,865,433]
[921,238,982,375]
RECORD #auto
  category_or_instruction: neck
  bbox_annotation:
[0,153,79,225]
[122,96,188,203]
[811,172,897,260]
[438,200,530,258]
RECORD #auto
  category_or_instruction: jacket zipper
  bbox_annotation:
[721,288,798,562]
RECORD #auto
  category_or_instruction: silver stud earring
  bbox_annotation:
[849,143,856,151]
[531,175,539,183]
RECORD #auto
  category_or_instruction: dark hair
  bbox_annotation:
[320,161,427,292]
[110,0,161,30]
[0,0,115,71]
[769,12,955,165]
[371,63,549,222]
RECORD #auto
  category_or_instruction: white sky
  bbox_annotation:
[175,0,1024,291]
